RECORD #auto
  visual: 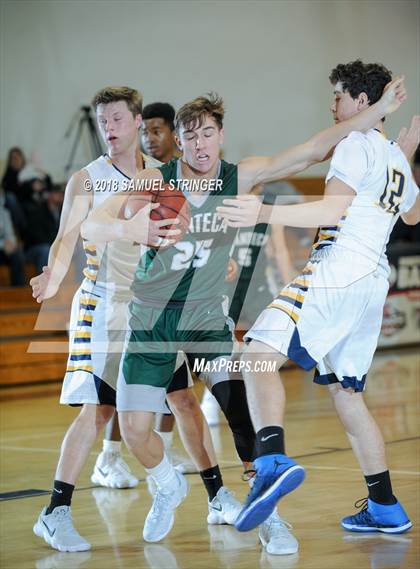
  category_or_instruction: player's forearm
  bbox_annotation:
[261,198,348,228]
[253,102,390,184]
[80,210,127,243]
[45,238,74,287]
[308,100,388,163]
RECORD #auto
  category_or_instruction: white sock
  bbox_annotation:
[103,440,121,453]
[146,454,178,491]
[157,431,173,451]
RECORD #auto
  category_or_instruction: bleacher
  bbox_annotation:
[0,280,76,387]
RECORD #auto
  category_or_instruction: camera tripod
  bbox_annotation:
[65,106,103,175]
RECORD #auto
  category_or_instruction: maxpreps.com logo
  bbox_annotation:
[381,301,406,337]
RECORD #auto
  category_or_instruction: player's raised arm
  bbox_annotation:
[397,115,420,161]
[30,169,92,303]
[237,76,406,191]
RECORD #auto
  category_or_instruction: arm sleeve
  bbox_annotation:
[326,133,370,194]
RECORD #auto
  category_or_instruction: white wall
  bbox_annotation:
[1,0,419,181]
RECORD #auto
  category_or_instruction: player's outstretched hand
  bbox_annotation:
[127,202,181,247]
[30,267,59,303]
[381,75,406,115]
[397,115,420,161]
[217,195,262,227]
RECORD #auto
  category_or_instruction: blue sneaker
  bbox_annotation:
[235,454,305,532]
[341,498,412,534]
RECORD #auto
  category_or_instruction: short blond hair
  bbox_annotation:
[91,86,143,116]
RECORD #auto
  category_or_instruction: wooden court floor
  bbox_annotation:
[0,348,419,569]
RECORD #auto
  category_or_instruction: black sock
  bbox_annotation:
[200,465,223,501]
[364,470,397,505]
[46,480,75,514]
[256,426,285,457]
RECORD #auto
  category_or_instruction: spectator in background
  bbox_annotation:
[1,147,26,196]
[2,147,53,202]
[1,147,26,237]
[141,102,178,164]
[20,176,63,273]
[18,159,53,202]
[0,188,25,285]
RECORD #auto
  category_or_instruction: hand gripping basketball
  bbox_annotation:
[123,183,191,248]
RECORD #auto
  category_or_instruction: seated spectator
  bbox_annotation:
[1,147,26,196]
[45,183,65,226]
[18,159,53,202]
[1,147,26,237]
[20,178,62,273]
[0,188,25,286]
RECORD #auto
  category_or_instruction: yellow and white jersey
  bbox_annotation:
[83,153,161,296]
[61,153,161,398]
[313,129,418,269]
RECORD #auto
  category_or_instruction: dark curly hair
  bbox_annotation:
[329,60,392,105]
[142,102,176,131]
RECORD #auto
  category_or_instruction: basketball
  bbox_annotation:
[123,182,190,248]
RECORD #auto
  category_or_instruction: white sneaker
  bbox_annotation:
[33,506,91,552]
[91,451,139,489]
[207,487,242,525]
[259,511,298,555]
[167,447,197,474]
[143,471,189,543]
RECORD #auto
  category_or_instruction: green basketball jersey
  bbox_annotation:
[131,159,238,304]
[230,186,277,288]
[232,223,271,284]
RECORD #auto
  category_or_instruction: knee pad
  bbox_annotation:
[211,380,256,462]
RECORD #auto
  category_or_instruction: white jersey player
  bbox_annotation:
[61,152,161,404]
[248,127,418,389]
[31,87,186,552]
[218,60,419,536]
